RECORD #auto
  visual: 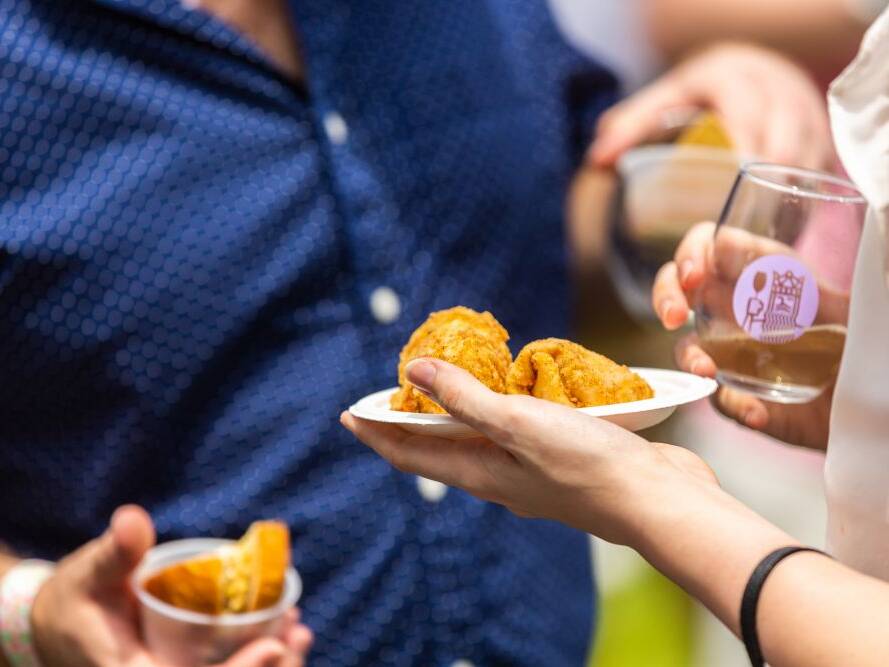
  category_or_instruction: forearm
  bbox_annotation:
[632,475,794,632]
[644,0,863,70]
[633,472,889,666]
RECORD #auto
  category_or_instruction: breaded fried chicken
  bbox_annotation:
[390,306,512,414]
[506,338,653,407]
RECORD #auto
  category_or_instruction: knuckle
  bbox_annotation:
[387,447,410,473]
[595,108,614,132]
[654,260,676,285]
[692,221,715,239]
[715,389,743,418]
[496,398,531,438]
[435,383,465,415]
[653,267,677,305]
[676,343,694,369]
[673,345,684,368]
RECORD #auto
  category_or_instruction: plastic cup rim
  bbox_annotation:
[740,162,866,205]
[132,538,301,627]
[617,143,740,176]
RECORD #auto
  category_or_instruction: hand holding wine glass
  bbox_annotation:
[652,197,859,451]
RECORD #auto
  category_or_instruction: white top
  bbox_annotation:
[824,7,889,579]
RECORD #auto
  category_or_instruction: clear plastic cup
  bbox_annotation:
[132,538,301,667]
[608,144,741,322]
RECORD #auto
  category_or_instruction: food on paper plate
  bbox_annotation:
[388,307,653,413]
[390,306,512,414]
[143,520,289,615]
[506,338,654,407]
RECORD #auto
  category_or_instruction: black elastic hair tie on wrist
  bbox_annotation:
[741,546,830,667]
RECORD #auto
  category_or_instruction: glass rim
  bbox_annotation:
[132,538,301,626]
[617,143,740,176]
[740,162,866,205]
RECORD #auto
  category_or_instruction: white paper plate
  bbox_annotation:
[348,368,718,439]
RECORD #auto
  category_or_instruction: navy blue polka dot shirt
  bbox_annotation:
[0,1,617,664]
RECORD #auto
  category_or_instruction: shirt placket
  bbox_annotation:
[290,4,481,663]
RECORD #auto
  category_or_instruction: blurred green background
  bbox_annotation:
[589,551,692,667]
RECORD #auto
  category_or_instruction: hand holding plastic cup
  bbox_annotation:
[133,538,301,666]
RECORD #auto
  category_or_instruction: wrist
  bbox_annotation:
[634,475,792,561]
[610,443,720,554]
[630,476,797,633]
[0,560,55,667]
[28,573,59,667]
[622,467,718,555]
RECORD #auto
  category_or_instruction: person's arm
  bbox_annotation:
[342,359,889,667]
[0,510,311,667]
[644,0,867,73]
[638,473,889,666]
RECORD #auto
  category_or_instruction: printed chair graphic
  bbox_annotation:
[742,269,806,343]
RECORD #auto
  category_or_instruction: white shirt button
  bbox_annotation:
[416,476,448,503]
[369,286,401,324]
[450,661,475,667]
[322,111,349,145]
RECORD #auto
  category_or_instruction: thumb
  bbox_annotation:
[405,358,511,437]
[77,505,155,592]
[218,638,289,667]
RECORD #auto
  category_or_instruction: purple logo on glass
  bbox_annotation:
[732,255,819,344]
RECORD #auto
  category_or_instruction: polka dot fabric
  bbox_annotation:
[0,1,617,664]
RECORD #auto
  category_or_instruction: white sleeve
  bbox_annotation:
[824,6,889,581]
[546,0,663,92]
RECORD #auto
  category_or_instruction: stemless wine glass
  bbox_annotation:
[695,163,867,403]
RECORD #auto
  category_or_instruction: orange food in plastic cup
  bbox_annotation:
[133,538,301,666]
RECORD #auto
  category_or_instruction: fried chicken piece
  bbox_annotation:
[391,306,512,414]
[506,338,653,407]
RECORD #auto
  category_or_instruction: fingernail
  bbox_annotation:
[659,299,673,321]
[405,360,437,391]
[680,259,695,284]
